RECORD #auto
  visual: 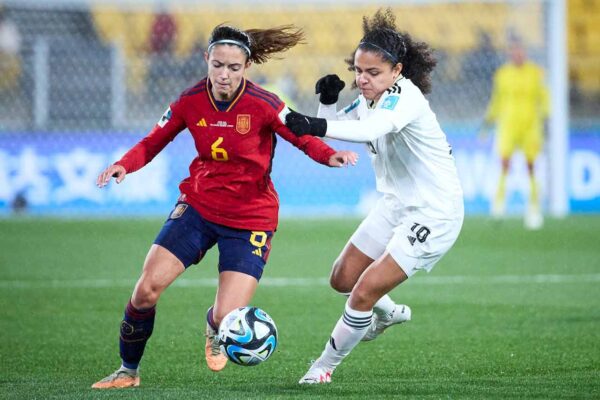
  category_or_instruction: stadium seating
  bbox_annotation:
[90,3,548,96]
[568,0,600,94]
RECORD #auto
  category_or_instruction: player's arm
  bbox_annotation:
[314,74,356,121]
[97,102,186,188]
[318,99,360,121]
[478,69,502,139]
[285,92,421,143]
[484,69,502,125]
[274,106,358,167]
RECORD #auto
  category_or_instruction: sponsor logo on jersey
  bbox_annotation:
[210,120,233,128]
[196,118,207,127]
[158,107,172,128]
[381,95,399,111]
[170,203,188,219]
[236,114,251,134]
[252,248,263,257]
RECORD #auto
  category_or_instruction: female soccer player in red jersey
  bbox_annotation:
[92,24,358,389]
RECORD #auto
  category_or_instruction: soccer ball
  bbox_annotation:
[218,306,278,366]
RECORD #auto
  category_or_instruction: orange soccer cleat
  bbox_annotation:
[91,368,140,389]
[205,323,228,372]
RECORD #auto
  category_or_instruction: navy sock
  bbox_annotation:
[119,300,156,369]
[206,306,218,331]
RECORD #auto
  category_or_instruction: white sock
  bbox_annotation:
[373,294,396,320]
[319,301,373,369]
[119,365,138,375]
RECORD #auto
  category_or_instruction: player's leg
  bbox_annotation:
[329,242,373,293]
[93,202,215,389]
[204,227,272,371]
[300,253,408,384]
[204,271,259,371]
[92,245,185,389]
[300,209,463,384]
[331,197,400,322]
[523,128,543,229]
[493,127,515,218]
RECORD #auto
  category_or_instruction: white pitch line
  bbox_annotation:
[0,274,599,289]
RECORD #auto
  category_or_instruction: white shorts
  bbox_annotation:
[350,195,464,277]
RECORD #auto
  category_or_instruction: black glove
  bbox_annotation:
[285,110,327,138]
[315,74,345,105]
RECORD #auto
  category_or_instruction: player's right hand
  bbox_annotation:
[96,164,126,188]
[285,110,327,137]
[315,74,345,105]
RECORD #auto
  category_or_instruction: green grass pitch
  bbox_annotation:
[1,216,599,399]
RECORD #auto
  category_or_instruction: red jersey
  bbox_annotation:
[115,78,336,231]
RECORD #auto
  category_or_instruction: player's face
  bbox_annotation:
[353,48,402,102]
[205,45,251,101]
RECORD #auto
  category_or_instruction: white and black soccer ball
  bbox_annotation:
[218,306,278,366]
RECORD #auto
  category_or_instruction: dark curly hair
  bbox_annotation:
[345,8,437,94]
[208,24,305,64]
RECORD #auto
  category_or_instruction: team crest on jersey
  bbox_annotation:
[158,107,172,128]
[170,203,188,219]
[381,95,399,111]
[236,114,251,134]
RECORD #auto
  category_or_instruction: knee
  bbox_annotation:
[132,282,161,309]
[329,259,354,294]
[349,284,377,310]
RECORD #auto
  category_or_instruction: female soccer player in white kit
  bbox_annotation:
[285,8,464,384]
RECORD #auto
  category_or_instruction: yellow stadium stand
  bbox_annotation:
[91,2,598,96]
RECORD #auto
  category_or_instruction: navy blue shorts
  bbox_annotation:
[154,202,273,280]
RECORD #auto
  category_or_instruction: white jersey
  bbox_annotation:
[319,76,463,218]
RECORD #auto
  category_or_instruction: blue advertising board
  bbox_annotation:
[0,129,598,216]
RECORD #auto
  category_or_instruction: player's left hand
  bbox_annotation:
[328,150,359,167]
[285,110,327,137]
[315,74,345,105]
[96,164,126,188]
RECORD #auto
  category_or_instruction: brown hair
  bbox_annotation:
[345,8,437,94]
[208,24,305,64]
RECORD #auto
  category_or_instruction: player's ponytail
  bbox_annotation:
[208,24,305,65]
[246,25,305,64]
[345,8,437,94]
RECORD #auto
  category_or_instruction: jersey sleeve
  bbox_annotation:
[115,99,187,174]
[378,89,424,132]
[317,97,360,121]
[274,105,336,165]
[325,110,396,142]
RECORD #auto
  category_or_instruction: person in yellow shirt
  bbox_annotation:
[483,40,549,229]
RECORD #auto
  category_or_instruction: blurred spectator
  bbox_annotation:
[481,39,549,230]
[0,8,22,93]
[147,9,179,103]
[182,36,208,85]
[149,11,177,55]
[461,30,500,102]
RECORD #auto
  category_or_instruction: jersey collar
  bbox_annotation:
[206,77,247,112]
